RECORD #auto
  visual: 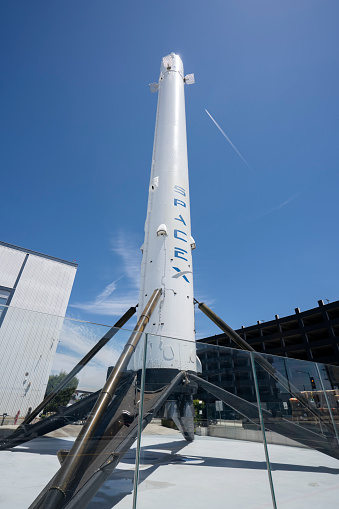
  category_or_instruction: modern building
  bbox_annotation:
[0,241,77,418]
[196,299,339,421]
[196,342,285,422]
[199,299,339,365]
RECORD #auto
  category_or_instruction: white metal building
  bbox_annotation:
[0,241,77,418]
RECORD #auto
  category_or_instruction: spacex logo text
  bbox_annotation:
[172,185,191,283]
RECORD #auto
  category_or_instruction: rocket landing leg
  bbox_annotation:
[162,396,195,442]
[142,368,198,442]
[28,371,187,509]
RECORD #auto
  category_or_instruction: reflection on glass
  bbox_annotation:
[1,305,339,508]
[0,289,10,318]
[250,351,277,509]
[252,351,339,508]
[132,333,148,509]
[132,338,273,508]
[315,362,339,445]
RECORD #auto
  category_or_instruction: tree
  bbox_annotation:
[193,399,206,423]
[43,371,79,413]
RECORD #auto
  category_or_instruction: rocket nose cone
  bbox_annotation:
[160,53,184,77]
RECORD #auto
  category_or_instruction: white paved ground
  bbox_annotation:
[0,432,338,509]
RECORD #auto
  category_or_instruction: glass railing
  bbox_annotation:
[0,304,339,508]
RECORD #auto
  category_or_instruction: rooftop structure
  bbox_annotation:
[199,299,339,366]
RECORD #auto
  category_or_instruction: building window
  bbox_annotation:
[0,288,11,317]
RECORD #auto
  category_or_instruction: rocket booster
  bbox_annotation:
[132,53,196,372]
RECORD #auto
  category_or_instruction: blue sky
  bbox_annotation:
[1,1,339,339]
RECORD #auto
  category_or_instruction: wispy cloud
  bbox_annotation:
[205,109,255,176]
[111,233,141,289]
[70,295,138,316]
[96,277,122,301]
[51,350,112,391]
[51,319,128,390]
[71,232,141,317]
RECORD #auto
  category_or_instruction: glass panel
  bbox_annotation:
[0,304,139,509]
[0,289,10,300]
[315,362,339,444]
[87,331,145,509]
[250,352,277,509]
[0,306,132,421]
[0,290,10,316]
[0,291,10,316]
[132,332,148,509]
[2,306,339,509]
[252,351,339,508]
[134,337,273,508]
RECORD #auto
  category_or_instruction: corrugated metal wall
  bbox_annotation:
[0,245,26,288]
[0,244,77,417]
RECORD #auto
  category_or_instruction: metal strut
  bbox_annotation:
[32,288,162,509]
[195,299,336,435]
[189,373,339,460]
[23,305,137,427]
[0,305,137,451]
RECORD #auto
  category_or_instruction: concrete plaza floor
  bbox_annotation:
[0,425,339,508]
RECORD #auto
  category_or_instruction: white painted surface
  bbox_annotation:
[132,53,196,371]
[10,255,76,315]
[0,245,26,288]
[0,245,76,416]
[1,435,338,508]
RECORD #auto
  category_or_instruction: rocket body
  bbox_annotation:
[131,53,196,373]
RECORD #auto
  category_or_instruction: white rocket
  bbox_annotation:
[132,53,196,373]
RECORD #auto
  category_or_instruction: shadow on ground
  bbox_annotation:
[7,436,339,509]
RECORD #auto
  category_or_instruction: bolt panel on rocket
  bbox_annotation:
[131,53,196,373]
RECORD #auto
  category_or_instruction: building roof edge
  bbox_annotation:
[0,241,78,268]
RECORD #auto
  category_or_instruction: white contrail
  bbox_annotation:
[260,192,302,218]
[205,108,255,175]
